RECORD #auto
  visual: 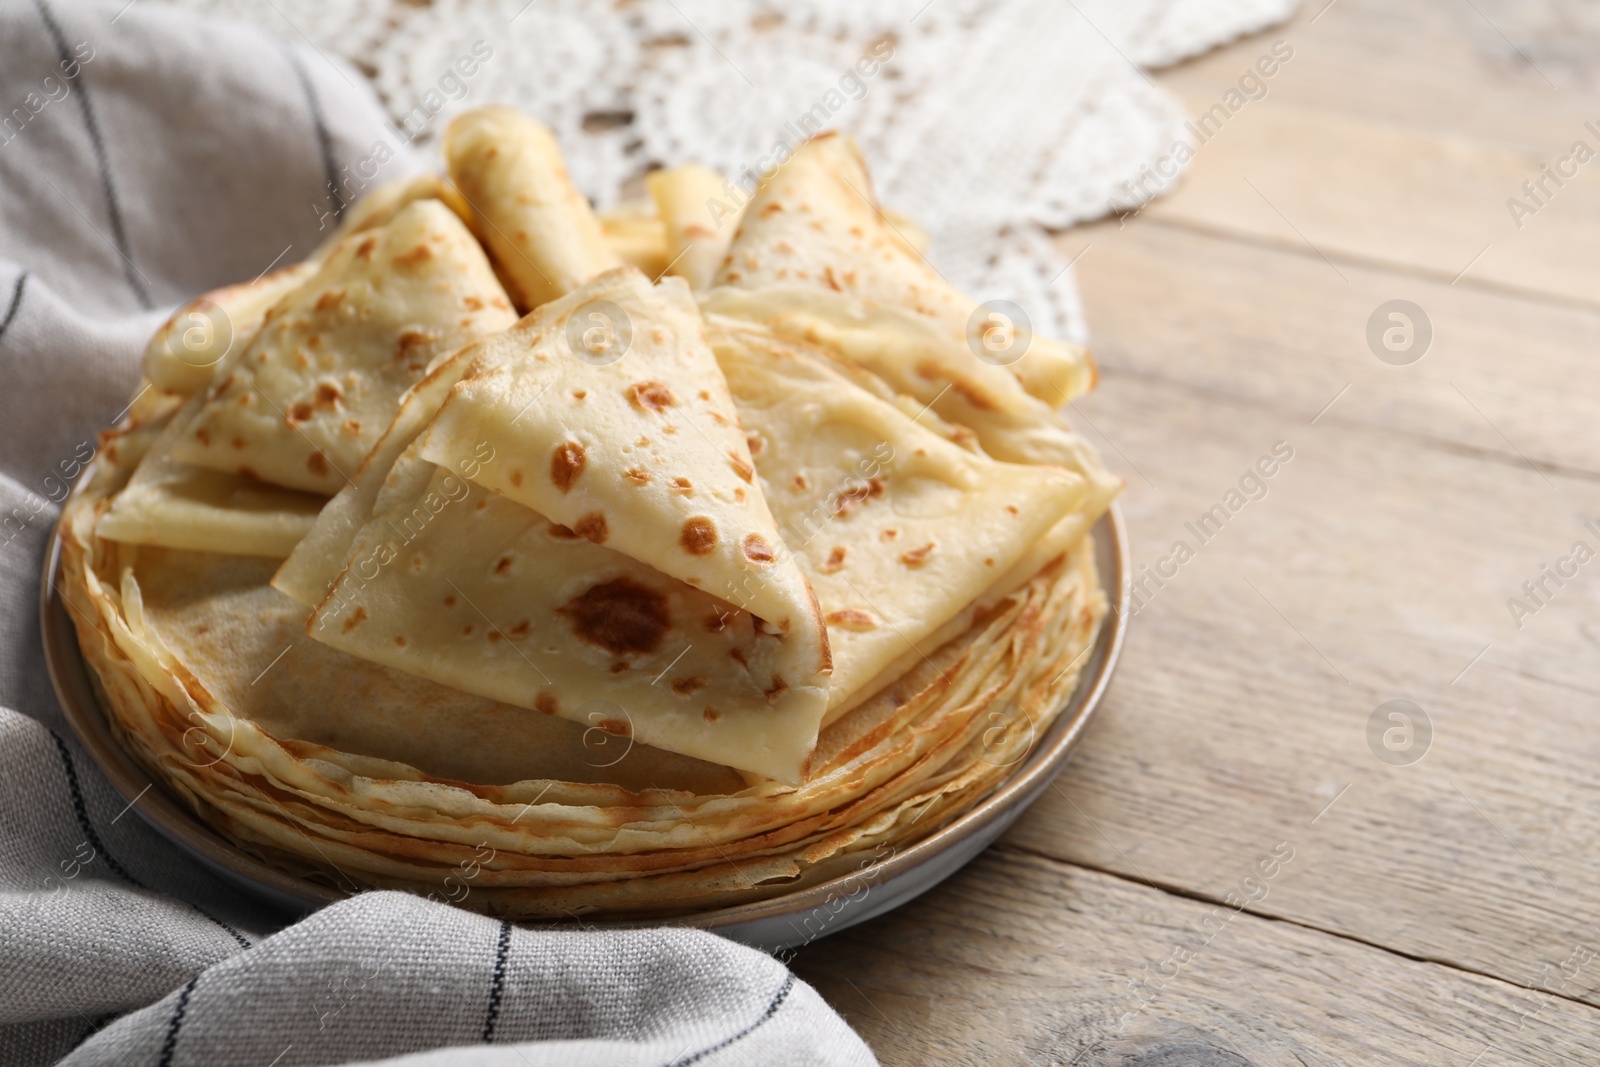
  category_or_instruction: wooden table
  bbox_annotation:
[792,2,1600,1062]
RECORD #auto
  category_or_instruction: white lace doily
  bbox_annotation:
[167,0,1297,344]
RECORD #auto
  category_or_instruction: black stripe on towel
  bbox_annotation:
[32,0,151,309]
[670,973,796,1067]
[155,976,198,1067]
[283,45,343,222]
[49,733,252,949]
[481,919,513,1042]
[0,272,28,345]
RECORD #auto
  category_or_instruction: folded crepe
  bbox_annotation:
[418,267,827,655]
[705,320,1087,711]
[95,394,326,558]
[715,133,1095,406]
[168,198,517,495]
[444,107,622,311]
[647,164,736,291]
[700,285,1123,545]
[293,270,833,782]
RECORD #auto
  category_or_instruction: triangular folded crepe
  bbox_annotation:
[305,443,829,784]
[143,263,317,397]
[714,133,1095,405]
[168,199,517,495]
[706,321,1087,710]
[701,285,1123,544]
[272,344,482,606]
[417,268,829,674]
[444,107,621,311]
[96,395,327,558]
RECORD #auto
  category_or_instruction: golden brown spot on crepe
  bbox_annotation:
[663,424,678,435]
[634,434,649,447]
[901,542,936,567]
[703,706,720,723]
[342,419,362,435]
[230,436,246,450]
[550,441,586,491]
[880,528,900,541]
[509,469,523,487]
[573,389,587,400]
[825,609,876,630]
[597,718,630,736]
[950,377,995,411]
[314,290,343,312]
[393,635,407,647]
[1006,505,1019,515]
[558,578,670,655]
[342,607,367,634]
[741,533,775,563]
[729,647,748,666]
[573,511,609,544]
[316,382,343,407]
[723,271,743,283]
[821,546,847,573]
[395,244,434,268]
[355,236,377,260]
[984,557,995,566]
[548,523,578,540]
[708,411,729,427]
[628,381,676,413]
[488,630,502,644]
[463,295,484,311]
[307,451,329,478]
[394,327,436,365]
[474,499,488,511]
[650,326,665,344]
[746,434,765,456]
[624,467,650,485]
[194,427,212,446]
[671,676,707,695]
[698,390,711,401]
[671,476,693,493]
[792,474,809,492]
[764,676,789,701]
[509,619,532,639]
[823,266,845,292]
[759,202,784,217]
[728,453,754,484]
[849,225,864,237]
[734,487,746,503]
[463,624,476,636]
[610,662,627,674]
[680,517,717,556]
[235,393,249,407]
[535,692,559,715]
[443,594,457,607]
[239,466,260,480]
[494,554,514,575]
[832,478,885,516]
[287,402,313,424]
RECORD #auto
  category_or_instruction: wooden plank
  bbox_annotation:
[1054,218,1600,477]
[1134,2,1600,304]
[1162,0,1597,151]
[999,356,1600,1009]
[794,847,1600,1066]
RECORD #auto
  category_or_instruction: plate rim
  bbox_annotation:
[42,495,1128,934]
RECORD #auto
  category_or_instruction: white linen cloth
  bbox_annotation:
[0,0,1294,1063]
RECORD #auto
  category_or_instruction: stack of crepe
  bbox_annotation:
[58,107,1120,918]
